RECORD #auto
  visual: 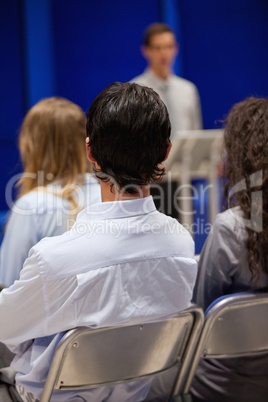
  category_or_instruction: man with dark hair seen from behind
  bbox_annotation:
[131,22,203,138]
[0,82,197,401]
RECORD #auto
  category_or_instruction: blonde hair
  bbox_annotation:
[17,97,90,226]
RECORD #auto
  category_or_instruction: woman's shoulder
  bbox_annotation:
[12,186,64,214]
[215,207,244,227]
[12,190,40,208]
[213,207,247,240]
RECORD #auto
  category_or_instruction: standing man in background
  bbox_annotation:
[131,23,203,138]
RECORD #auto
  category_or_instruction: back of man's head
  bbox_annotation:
[86,82,171,193]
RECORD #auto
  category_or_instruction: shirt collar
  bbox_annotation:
[77,195,156,222]
[144,68,172,91]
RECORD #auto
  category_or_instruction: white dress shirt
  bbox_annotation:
[0,173,101,287]
[0,196,197,401]
[131,69,203,137]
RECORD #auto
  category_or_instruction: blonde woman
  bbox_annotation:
[0,97,101,287]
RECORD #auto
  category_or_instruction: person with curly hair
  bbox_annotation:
[191,96,268,402]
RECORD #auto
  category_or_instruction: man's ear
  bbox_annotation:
[162,142,172,162]
[85,138,96,163]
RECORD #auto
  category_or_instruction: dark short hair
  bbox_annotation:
[143,22,175,46]
[86,82,171,194]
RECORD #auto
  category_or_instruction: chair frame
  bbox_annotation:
[182,291,268,394]
[40,305,204,402]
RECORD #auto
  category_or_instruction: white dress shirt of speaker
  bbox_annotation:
[131,23,203,138]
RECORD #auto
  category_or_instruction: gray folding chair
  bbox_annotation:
[40,305,204,402]
[182,291,268,395]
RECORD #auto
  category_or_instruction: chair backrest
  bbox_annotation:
[183,291,268,393]
[40,305,204,401]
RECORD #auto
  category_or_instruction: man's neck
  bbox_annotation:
[150,66,171,80]
[100,181,150,202]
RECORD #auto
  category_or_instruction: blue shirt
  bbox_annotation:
[0,196,197,401]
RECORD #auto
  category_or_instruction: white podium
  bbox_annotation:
[163,129,224,231]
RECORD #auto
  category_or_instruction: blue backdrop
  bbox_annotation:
[1,0,268,219]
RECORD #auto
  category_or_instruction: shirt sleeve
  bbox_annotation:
[0,251,47,348]
[0,201,40,287]
[192,213,241,310]
[192,85,203,130]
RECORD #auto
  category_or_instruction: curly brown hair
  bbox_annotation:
[222,97,268,286]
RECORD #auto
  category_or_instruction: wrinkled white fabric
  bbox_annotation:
[0,196,197,401]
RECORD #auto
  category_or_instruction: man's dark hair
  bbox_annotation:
[143,23,175,46]
[86,82,171,194]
